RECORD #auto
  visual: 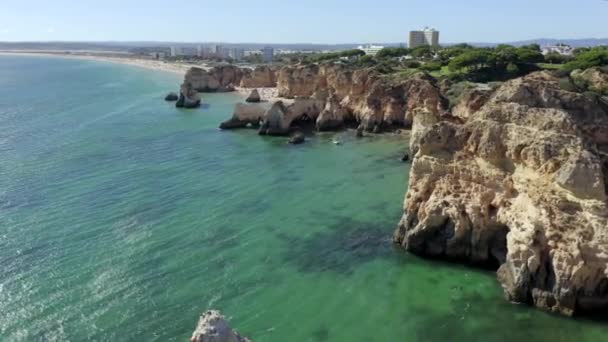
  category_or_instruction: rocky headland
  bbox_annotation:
[180,62,608,316]
[395,70,608,316]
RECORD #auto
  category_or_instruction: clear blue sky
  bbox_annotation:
[1,0,607,43]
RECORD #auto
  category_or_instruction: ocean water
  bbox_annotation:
[1,55,608,342]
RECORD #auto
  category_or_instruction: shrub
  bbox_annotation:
[419,61,442,72]
[403,60,421,68]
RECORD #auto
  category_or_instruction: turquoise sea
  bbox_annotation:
[1,55,608,341]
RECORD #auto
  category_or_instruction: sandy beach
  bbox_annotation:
[0,51,203,75]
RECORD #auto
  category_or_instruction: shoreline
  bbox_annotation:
[0,51,201,75]
[0,51,285,102]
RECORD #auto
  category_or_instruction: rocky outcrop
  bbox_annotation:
[190,310,250,342]
[164,92,179,101]
[184,66,243,92]
[240,66,277,88]
[223,64,447,135]
[182,66,278,93]
[394,71,608,316]
[246,89,261,103]
[258,97,324,135]
[219,103,266,129]
[176,82,201,108]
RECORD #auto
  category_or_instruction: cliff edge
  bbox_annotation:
[394,71,608,315]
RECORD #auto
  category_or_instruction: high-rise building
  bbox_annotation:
[262,46,274,63]
[229,48,245,61]
[409,27,440,49]
[170,46,183,57]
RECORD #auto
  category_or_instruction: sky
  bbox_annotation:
[0,0,607,44]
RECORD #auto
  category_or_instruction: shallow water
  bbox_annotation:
[1,55,608,341]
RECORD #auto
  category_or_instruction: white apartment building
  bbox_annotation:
[358,44,385,56]
[170,46,183,57]
[409,27,440,48]
[541,44,574,56]
[229,48,245,61]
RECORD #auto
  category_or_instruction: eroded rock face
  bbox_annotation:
[176,82,201,108]
[183,66,278,93]
[258,97,324,136]
[185,66,243,92]
[395,71,608,316]
[190,310,250,342]
[275,64,448,133]
[240,66,277,88]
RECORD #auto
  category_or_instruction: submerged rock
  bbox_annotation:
[394,71,608,316]
[288,131,305,144]
[164,92,179,101]
[246,89,261,103]
[190,310,250,342]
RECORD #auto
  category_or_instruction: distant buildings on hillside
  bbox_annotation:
[409,27,440,48]
[358,44,385,56]
[541,43,574,56]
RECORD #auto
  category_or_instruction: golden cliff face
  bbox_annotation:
[183,65,277,93]
[395,71,608,316]
[276,64,448,132]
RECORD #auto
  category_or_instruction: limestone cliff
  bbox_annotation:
[183,65,277,93]
[394,71,608,315]
[277,64,448,132]
[222,64,448,135]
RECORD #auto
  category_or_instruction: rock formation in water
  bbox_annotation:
[184,66,243,92]
[394,71,608,316]
[190,310,250,342]
[176,82,201,108]
[277,64,448,133]
[288,131,306,144]
[246,89,261,103]
[219,103,266,129]
[165,92,179,101]
[258,97,325,135]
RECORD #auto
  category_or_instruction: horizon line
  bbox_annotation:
[1,36,607,46]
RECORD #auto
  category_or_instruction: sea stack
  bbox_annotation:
[190,310,250,342]
[176,82,201,108]
[246,89,261,103]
